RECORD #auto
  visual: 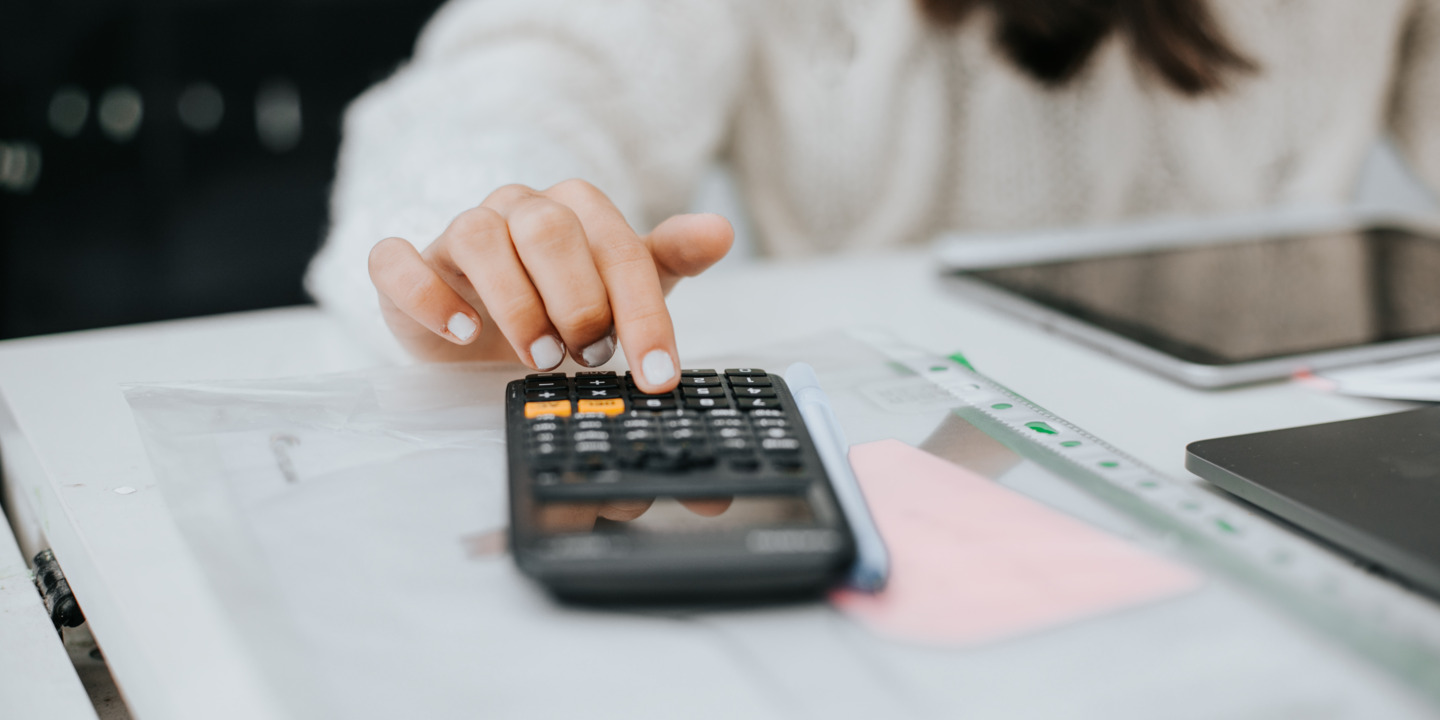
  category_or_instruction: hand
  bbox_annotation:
[367,179,733,393]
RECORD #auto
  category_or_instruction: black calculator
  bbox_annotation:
[505,369,856,600]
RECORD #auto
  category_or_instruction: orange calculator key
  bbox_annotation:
[524,400,573,419]
[577,398,626,416]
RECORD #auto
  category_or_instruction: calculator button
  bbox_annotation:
[679,376,723,387]
[576,398,627,416]
[752,418,788,428]
[759,427,792,439]
[733,386,776,398]
[738,397,779,410]
[525,400,573,419]
[681,369,718,377]
[631,396,676,410]
[685,396,732,410]
[717,437,754,453]
[750,408,785,418]
[578,387,623,400]
[530,432,559,444]
[528,421,560,433]
[708,417,746,428]
[663,417,701,428]
[575,377,620,389]
[574,441,613,454]
[714,427,747,439]
[621,417,657,429]
[525,388,568,401]
[524,379,567,391]
[681,386,725,397]
[728,457,760,472]
[574,371,617,379]
[571,430,610,442]
[761,437,801,452]
[726,374,772,387]
[526,372,567,381]
[724,368,766,376]
[666,427,700,441]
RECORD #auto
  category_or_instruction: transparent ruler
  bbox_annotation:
[856,330,1440,703]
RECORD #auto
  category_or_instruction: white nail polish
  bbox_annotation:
[580,335,617,367]
[530,335,564,370]
[447,312,477,342]
[642,349,675,386]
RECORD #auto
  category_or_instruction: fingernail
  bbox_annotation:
[580,333,617,367]
[530,335,564,370]
[641,349,675,386]
[446,312,477,342]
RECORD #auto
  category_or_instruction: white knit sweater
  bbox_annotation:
[308,0,1440,359]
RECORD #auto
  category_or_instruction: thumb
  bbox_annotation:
[643,213,734,294]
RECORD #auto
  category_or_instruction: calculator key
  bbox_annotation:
[526,372,567,381]
[760,427,792,439]
[663,417,701,428]
[574,371,617,379]
[621,417,658,429]
[577,387,623,400]
[718,437,754,452]
[681,386,725,397]
[681,368,719,377]
[631,396,676,411]
[750,408,785,418]
[724,368,766,376]
[524,379,567,391]
[685,396,732,410]
[575,377,620,389]
[666,427,700,441]
[576,398,627,416]
[752,418,789,428]
[715,427,748,439]
[528,421,560,433]
[761,437,801,452]
[525,388,569,401]
[738,397,779,410]
[530,432,558,443]
[525,400,573,419]
[728,457,760,472]
[726,374,772,387]
[733,386,776,398]
[571,430,610,442]
[679,375,724,387]
[623,429,656,441]
[574,419,607,431]
[574,441,613,454]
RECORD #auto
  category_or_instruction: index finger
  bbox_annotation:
[544,180,679,393]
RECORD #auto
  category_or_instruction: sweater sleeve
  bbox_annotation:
[1389,0,1440,202]
[306,0,751,361]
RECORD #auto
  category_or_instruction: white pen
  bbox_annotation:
[784,361,889,592]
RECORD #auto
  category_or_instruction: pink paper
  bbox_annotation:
[831,439,1201,646]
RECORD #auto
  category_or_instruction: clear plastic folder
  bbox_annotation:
[125,331,1440,720]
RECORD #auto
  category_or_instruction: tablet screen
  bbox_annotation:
[966,228,1440,365]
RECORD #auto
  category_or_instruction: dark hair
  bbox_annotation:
[919,0,1256,95]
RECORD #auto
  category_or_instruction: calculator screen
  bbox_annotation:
[532,495,817,536]
[966,227,1440,365]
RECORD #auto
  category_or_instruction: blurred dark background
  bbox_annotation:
[0,0,448,339]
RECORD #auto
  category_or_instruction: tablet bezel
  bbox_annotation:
[936,208,1440,388]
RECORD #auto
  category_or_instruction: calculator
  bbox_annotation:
[506,368,856,600]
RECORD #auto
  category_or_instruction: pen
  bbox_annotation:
[784,362,889,593]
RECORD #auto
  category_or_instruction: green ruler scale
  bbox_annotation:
[854,330,1440,703]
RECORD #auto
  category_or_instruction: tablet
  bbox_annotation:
[1186,407,1440,597]
[939,210,1440,388]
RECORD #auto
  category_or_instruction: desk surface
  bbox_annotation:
[0,248,1423,719]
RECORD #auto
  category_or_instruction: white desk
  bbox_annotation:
[0,248,1426,719]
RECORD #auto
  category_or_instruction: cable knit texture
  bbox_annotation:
[309,0,1439,359]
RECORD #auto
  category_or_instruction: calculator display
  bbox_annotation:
[967,228,1440,365]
